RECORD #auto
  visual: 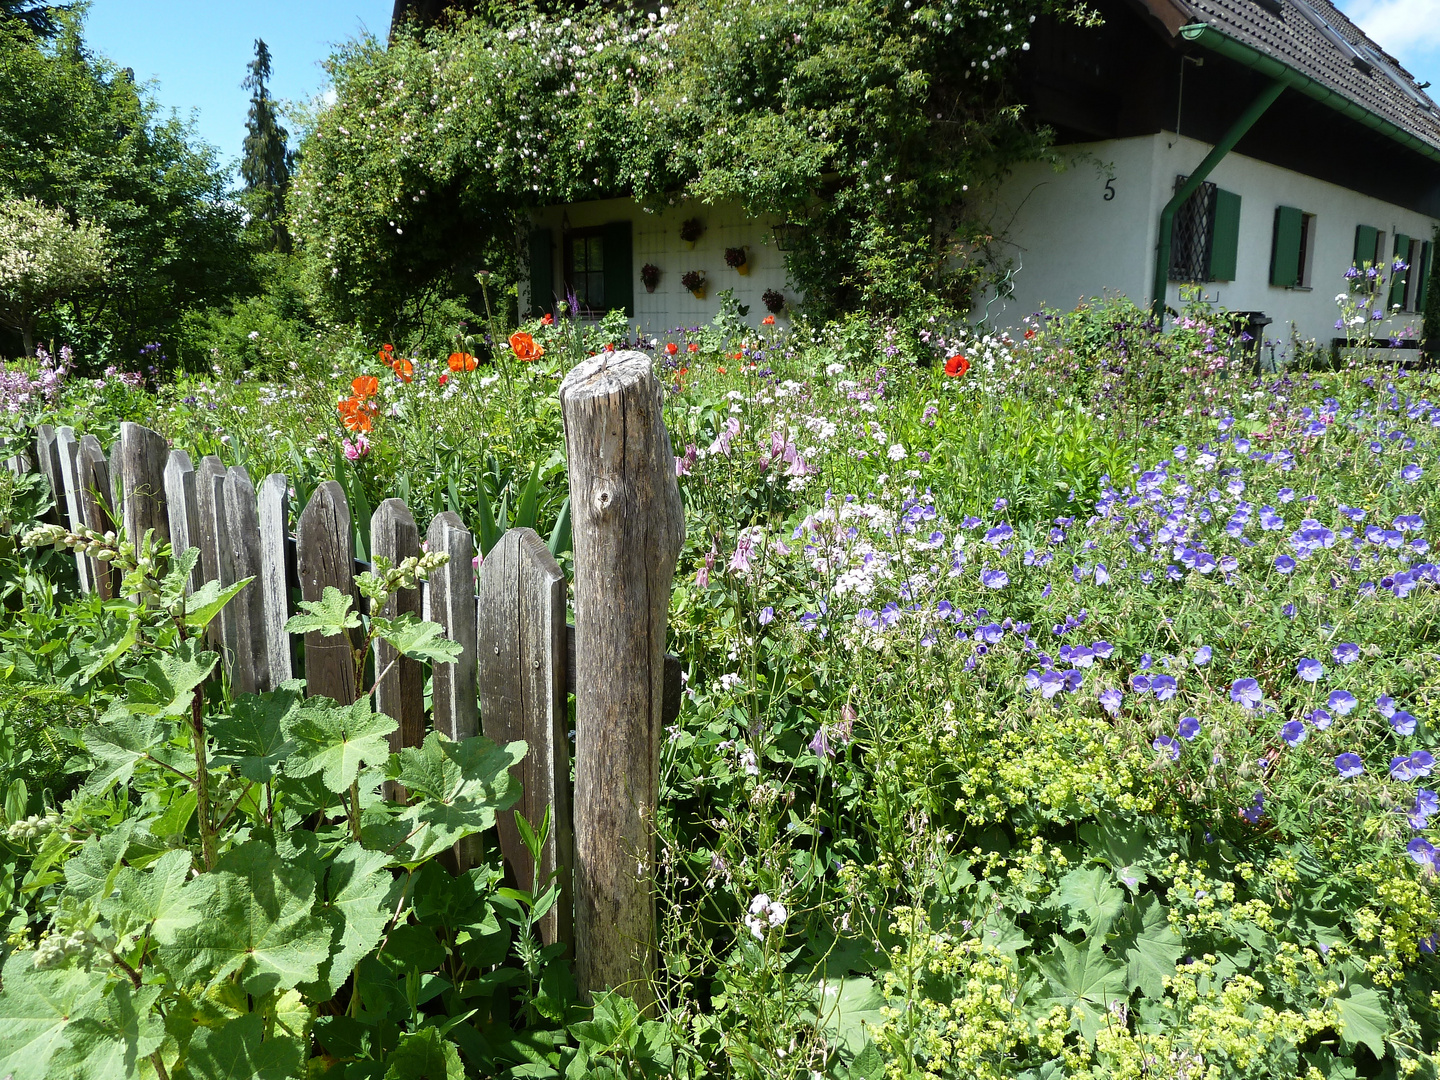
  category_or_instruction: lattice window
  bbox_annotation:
[1168,176,1217,284]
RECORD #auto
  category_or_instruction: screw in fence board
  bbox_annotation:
[257,474,293,686]
[559,352,686,1009]
[78,436,121,600]
[296,481,360,705]
[33,425,64,526]
[118,423,171,557]
[371,498,424,800]
[162,450,203,594]
[478,527,572,949]
[425,511,477,742]
[223,466,270,695]
[196,456,238,669]
[55,427,91,594]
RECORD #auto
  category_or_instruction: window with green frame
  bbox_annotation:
[1168,177,1241,283]
[559,221,634,319]
[1269,206,1317,289]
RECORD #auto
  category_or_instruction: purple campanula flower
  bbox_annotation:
[1329,690,1357,715]
[1335,753,1364,778]
[1153,735,1181,762]
[1332,642,1360,665]
[1178,716,1201,740]
[981,568,1009,589]
[1307,708,1333,730]
[1193,645,1212,666]
[1231,678,1263,710]
[1151,675,1178,701]
[1281,720,1307,747]
[1391,711,1418,736]
[1407,837,1437,871]
[1099,688,1123,716]
[1296,658,1324,683]
[758,606,774,626]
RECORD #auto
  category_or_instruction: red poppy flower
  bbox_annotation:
[541,313,554,326]
[448,352,477,372]
[762,315,775,325]
[351,375,379,399]
[509,332,545,362]
[665,342,679,355]
[393,357,414,383]
[338,395,376,433]
[717,365,727,374]
[944,354,970,378]
[438,372,449,386]
[687,342,699,353]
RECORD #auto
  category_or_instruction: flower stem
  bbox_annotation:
[191,685,217,871]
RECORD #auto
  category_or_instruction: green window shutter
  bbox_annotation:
[1208,189,1241,282]
[1389,233,1412,310]
[601,220,633,318]
[1354,224,1378,266]
[528,228,553,319]
[1269,206,1304,287]
[1419,241,1433,311]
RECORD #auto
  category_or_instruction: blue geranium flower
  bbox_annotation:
[1193,645,1211,666]
[1402,464,1423,483]
[1391,710,1419,736]
[1151,675,1178,701]
[1231,678,1262,710]
[980,568,1008,589]
[1335,753,1364,778]
[1153,735,1181,761]
[1281,720,1307,747]
[1307,708,1333,730]
[1240,792,1265,823]
[1407,837,1437,871]
[1329,690,1358,716]
[1332,642,1360,665]
[1099,688,1123,716]
[1296,658,1324,682]
[1178,716,1201,740]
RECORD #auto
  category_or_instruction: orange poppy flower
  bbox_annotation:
[944,354,970,378]
[687,342,699,353]
[393,357,414,382]
[762,315,775,325]
[665,342,679,355]
[541,313,554,326]
[352,375,379,399]
[717,365,727,375]
[509,332,545,362]
[448,352,477,372]
[338,395,376,433]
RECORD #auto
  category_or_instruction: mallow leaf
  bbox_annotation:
[211,689,301,783]
[63,819,137,902]
[0,951,108,1080]
[383,1025,465,1080]
[284,695,397,794]
[302,842,397,999]
[133,637,217,718]
[47,982,163,1080]
[1031,934,1128,1042]
[1111,893,1184,999]
[370,613,463,666]
[181,573,253,632]
[160,840,331,996]
[102,848,199,945]
[284,585,360,638]
[362,734,523,867]
[81,716,170,796]
[184,1012,303,1080]
[1054,865,1125,939]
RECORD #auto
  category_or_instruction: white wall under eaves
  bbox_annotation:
[979,131,1439,355]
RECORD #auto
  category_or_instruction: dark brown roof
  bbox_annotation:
[1140,0,1440,153]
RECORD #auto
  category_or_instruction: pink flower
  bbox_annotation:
[342,434,370,461]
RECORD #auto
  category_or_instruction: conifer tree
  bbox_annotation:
[240,38,291,252]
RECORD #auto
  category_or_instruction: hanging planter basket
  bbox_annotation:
[679,217,704,249]
[725,246,749,275]
[640,263,661,294]
[680,270,706,299]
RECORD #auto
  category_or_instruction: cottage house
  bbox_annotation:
[520,0,1439,350]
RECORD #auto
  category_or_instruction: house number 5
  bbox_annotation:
[1103,178,1116,201]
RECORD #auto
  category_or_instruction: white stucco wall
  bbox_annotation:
[524,197,796,335]
[982,132,1438,350]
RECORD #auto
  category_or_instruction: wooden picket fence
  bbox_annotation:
[10,413,683,958]
[4,352,684,1005]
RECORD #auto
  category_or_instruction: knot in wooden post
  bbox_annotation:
[559,351,685,1011]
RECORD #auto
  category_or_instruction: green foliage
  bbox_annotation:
[240,39,293,254]
[290,0,1085,334]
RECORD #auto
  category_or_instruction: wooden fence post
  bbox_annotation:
[478,527,571,948]
[55,427,91,593]
[425,511,477,741]
[372,499,424,797]
[296,481,360,704]
[256,474,293,685]
[224,466,270,695]
[559,352,685,1008]
[118,422,171,554]
[78,436,120,600]
[33,425,64,526]
[196,456,236,665]
[163,450,203,593]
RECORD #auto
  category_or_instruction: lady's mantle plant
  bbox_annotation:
[0,526,526,1080]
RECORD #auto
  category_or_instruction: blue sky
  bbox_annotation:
[80,0,1440,181]
[84,1,393,175]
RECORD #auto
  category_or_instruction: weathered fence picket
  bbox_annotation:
[31,413,688,996]
[372,498,424,800]
[478,527,572,948]
[296,480,360,705]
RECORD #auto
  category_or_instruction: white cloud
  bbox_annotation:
[1334,0,1440,74]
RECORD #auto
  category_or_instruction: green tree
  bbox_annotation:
[0,0,70,38]
[0,196,109,355]
[0,14,250,363]
[241,38,292,253]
